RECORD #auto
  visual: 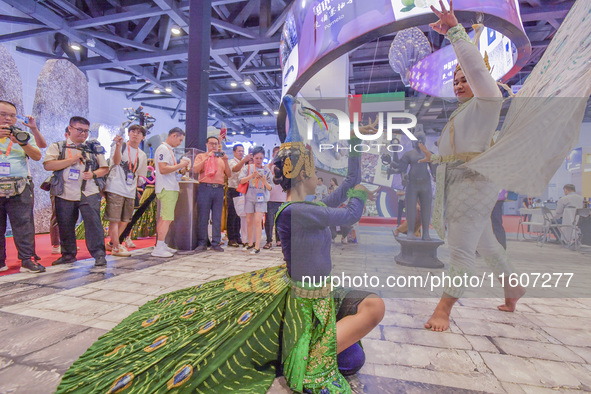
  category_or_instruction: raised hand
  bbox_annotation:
[429,0,458,35]
[354,116,380,136]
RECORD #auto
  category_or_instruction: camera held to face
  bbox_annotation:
[65,139,106,155]
[7,126,31,145]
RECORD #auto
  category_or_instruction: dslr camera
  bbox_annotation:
[6,126,30,145]
[65,139,106,155]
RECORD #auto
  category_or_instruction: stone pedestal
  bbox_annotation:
[394,232,444,268]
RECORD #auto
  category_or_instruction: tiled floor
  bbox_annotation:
[1,227,590,393]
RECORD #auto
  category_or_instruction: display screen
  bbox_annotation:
[409,26,516,98]
[280,0,526,100]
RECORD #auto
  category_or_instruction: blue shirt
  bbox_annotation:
[0,132,37,178]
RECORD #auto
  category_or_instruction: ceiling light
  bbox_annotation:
[86,38,96,48]
[409,102,416,108]
[230,81,238,88]
[423,101,431,107]
[130,75,138,84]
[69,42,81,51]
[239,131,245,134]
[153,88,161,94]
[263,110,269,116]
[273,110,279,115]
[232,131,237,135]
[171,25,182,35]
[243,79,252,86]
[165,85,173,93]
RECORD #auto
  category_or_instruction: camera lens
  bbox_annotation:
[9,127,30,144]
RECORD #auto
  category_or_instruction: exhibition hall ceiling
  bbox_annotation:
[0,0,584,135]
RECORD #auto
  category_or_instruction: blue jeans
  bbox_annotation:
[197,184,224,247]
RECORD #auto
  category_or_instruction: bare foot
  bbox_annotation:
[394,228,400,236]
[424,308,450,331]
[497,285,526,312]
[425,296,457,331]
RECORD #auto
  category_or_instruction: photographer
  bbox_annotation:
[238,146,272,254]
[193,136,231,252]
[226,144,251,247]
[104,125,147,257]
[43,116,109,267]
[0,100,44,273]
[152,127,190,258]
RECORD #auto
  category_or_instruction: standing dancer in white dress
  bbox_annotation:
[419,0,524,331]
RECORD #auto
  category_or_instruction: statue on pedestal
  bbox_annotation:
[396,132,436,240]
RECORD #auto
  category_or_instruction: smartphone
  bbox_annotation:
[214,151,224,157]
[16,115,29,124]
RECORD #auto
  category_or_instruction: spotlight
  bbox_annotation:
[239,131,244,134]
[232,131,237,135]
[424,101,431,107]
[171,25,182,35]
[243,79,252,86]
[273,110,279,115]
[153,88,161,94]
[230,81,238,88]
[263,110,269,116]
[165,85,173,93]
[409,102,416,108]
[69,42,81,51]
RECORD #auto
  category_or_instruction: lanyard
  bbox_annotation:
[165,144,177,165]
[253,165,263,188]
[128,144,139,173]
[0,141,13,157]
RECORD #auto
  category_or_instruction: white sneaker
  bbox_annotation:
[151,246,173,258]
[165,245,177,254]
[125,238,136,248]
[0,264,8,272]
[111,246,132,257]
[51,246,61,254]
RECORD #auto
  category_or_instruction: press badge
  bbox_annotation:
[0,163,10,175]
[256,192,264,203]
[126,173,134,185]
[68,169,80,180]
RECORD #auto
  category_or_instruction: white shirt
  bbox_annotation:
[155,142,179,194]
[315,184,328,201]
[104,143,148,198]
[228,157,242,189]
[554,192,584,220]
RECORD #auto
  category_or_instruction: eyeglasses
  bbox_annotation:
[0,112,17,119]
[70,126,90,134]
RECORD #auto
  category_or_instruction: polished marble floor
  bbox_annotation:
[1,227,591,393]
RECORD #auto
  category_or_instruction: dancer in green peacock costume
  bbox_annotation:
[57,95,385,393]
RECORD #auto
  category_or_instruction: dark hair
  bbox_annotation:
[252,146,265,157]
[233,144,244,152]
[0,100,17,110]
[64,126,70,135]
[318,177,323,182]
[331,177,338,186]
[128,124,146,136]
[272,146,280,153]
[207,136,219,143]
[69,116,90,126]
[168,127,185,136]
[564,184,576,192]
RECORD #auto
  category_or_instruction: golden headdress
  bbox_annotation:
[278,95,315,179]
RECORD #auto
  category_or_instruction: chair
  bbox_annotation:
[517,208,544,241]
[555,208,591,251]
[538,207,561,247]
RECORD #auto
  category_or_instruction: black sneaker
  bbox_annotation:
[94,256,107,267]
[21,259,45,273]
[194,245,207,253]
[0,261,8,272]
[52,256,76,266]
[211,245,224,252]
